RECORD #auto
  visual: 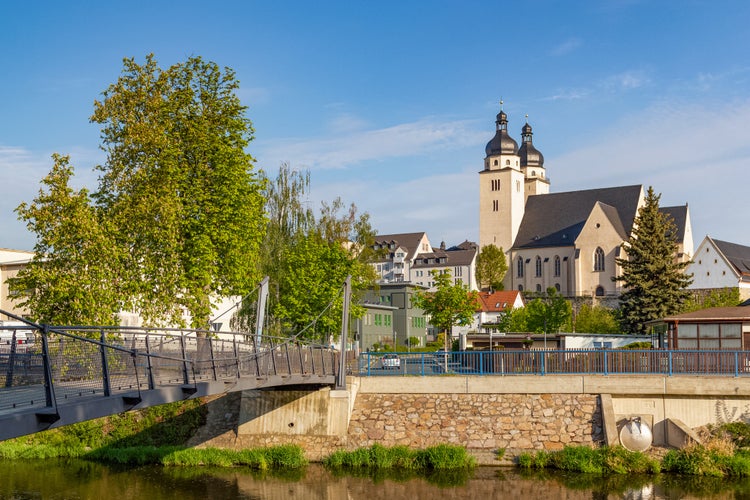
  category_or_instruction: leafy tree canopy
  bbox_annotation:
[573,304,621,334]
[475,244,508,291]
[615,187,693,334]
[413,271,479,350]
[13,55,267,328]
[10,155,124,326]
[234,163,378,341]
[525,287,572,333]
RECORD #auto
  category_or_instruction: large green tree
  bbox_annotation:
[236,163,378,341]
[525,287,572,334]
[9,155,124,326]
[574,304,621,334]
[475,244,508,291]
[615,187,693,334]
[90,54,266,327]
[412,271,479,351]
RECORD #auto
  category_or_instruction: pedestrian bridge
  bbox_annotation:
[0,314,342,441]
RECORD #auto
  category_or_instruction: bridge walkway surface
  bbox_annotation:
[0,316,340,441]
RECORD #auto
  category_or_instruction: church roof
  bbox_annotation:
[513,185,643,249]
[485,110,518,156]
[519,122,544,167]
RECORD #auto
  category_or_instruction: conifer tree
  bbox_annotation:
[615,187,693,334]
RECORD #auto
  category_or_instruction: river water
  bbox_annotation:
[2,460,750,499]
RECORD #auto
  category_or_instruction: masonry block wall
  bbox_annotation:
[347,393,603,452]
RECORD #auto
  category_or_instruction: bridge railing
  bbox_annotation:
[0,320,338,416]
[358,349,750,377]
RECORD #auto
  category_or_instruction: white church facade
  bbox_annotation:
[478,106,693,298]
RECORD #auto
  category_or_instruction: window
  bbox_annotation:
[384,315,391,327]
[516,180,521,192]
[535,256,542,277]
[595,286,604,297]
[506,159,510,166]
[455,278,462,285]
[493,200,499,211]
[555,283,561,292]
[494,159,498,166]
[454,267,462,277]
[536,284,541,292]
[593,341,613,349]
[554,256,561,277]
[594,247,605,272]
[517,256,524,278]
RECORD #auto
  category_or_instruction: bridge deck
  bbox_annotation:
[0,322,340,441]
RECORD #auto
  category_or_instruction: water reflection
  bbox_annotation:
[3,460,750,499]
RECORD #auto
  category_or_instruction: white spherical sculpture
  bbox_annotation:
[619,416,653,452]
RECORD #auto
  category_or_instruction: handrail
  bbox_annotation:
[359,349,750,377]
[0,311,339,422]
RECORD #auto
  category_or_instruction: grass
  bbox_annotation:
[517,445,660,475]
[323,444,476,471]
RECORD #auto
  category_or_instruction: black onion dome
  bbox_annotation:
[519,122,544,167]
[485,110,518,157]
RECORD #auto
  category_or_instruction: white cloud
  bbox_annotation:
[601,70,650,91]
[257,117,485,171]
[550,37,583,56]
[309,166,479,245]
[552,98,750,246]
[326,113,371,134]
[543,89,590,101]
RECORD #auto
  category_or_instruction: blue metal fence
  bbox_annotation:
[359,349,750,377]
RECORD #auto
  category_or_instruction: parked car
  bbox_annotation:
[381,353,401,370]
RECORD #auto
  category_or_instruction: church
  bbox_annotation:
[478,106,693,297]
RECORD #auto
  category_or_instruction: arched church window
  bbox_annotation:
[595,286,605,297]
[554,256,561,277]
[494,159,498,166]
[536,284,542,292]
[555,283,561,292]
[594,247,605,272]
[506,159,510,166]
[535,256,542,277]
[516,180,521,192]
[517,256,524,278]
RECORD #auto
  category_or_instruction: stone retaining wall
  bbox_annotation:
[189,391,604,464]
[347,393,603,456]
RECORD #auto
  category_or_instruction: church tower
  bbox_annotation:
[478,105,525,255]
[519,118,549,200]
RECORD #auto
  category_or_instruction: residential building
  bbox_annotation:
[478,107,693,297]
[687,236,750,301]
[372,233,478,291]
[472,289,525,333]
[0,249,34,321]
[360,283,428,351]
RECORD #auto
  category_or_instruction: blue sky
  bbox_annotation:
[2,0,749,251]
